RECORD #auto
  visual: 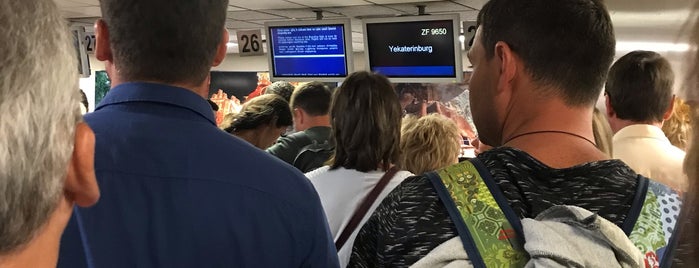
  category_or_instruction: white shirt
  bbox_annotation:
[613,124,687,191]
[306,166,413,267]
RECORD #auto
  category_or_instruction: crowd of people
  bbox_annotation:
[1,0,698,267]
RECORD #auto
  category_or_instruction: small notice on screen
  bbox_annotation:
[269,24,348,77]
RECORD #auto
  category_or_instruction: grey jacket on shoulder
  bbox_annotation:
[410,205,644,268]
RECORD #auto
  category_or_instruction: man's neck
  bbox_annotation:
[499,97,606,168]
[111,80,209,98]
[108,68,209,98]
[0,198,72,268]
[298,115,330,132]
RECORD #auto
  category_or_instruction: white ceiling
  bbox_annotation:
[56,0,695,57]
[59,0,483,52]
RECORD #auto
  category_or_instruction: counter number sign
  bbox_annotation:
[462,21,477,51]
[236,29,264,56]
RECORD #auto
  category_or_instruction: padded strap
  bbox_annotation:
[427,160,527,268]
[621,175,649,235]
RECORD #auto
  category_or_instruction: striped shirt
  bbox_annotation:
[349,147,639,267]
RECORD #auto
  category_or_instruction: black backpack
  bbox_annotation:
[292,140,334,173]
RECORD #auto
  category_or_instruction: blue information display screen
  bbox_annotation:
[366,20,457,78]
[269,24,348,78]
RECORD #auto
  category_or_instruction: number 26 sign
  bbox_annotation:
[236,29,264,56]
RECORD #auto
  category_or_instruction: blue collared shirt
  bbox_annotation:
[58,82,339,268]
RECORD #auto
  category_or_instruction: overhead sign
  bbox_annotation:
[236,29,264,56]
[462,21,477,51]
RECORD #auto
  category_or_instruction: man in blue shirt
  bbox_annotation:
[57,0,339,267]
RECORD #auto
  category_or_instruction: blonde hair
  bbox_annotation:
[219,113,236,133]
[592,107,614,156]
[401,115,418,134]
[662,97,692,150]
[399,114,461,174]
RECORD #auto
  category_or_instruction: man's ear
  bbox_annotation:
[212,29,229,67]
[294,108,304,124]
[64,122,100,207]
[605,94,616,118]
[663,95,676,121]
[493,41,518,94]
[94,19,113,62]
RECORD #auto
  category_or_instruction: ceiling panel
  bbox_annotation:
[405,10,478,22]
[229,0,306,10]
[225,20,265,30]
[448,10,478,21]
[324,5,407,18]
[259,9,345,20]
[52,0,694,60]
[228,10,286,20]
[227,5,245,11]
[57,0,92,8]
[369,0,443,4]
[227,30,267,41]
[450,0,487,9]
[606,0,693,12]
[59,6,101,18]
[290,0,371,8]
[67,0,99,5]
[387,1,475,14]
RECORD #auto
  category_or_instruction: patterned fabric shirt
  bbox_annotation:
[348,147,639,267]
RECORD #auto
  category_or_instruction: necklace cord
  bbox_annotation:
[502,130,597,147]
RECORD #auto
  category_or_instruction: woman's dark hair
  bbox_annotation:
[222,94,292,133]
[330,71,401,172]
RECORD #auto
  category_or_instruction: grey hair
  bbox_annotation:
[0,0,80,253]
[263,81,295,102]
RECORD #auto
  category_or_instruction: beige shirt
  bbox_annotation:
[613,124,687,191]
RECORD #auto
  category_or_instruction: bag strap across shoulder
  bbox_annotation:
[428,159,683,268]
[426,158,527,268]
[627,177,683,266]
[335,166,399,250]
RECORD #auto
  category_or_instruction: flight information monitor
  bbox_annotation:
[363,14,463,83]
[266,19,353,82]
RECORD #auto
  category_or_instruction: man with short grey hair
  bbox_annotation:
[0,0,100,267]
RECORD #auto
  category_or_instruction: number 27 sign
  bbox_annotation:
[236,29,264,56]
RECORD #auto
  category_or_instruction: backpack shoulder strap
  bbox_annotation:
[425,158,527,268]
[621,175,650,235]
[627,177,683,266]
